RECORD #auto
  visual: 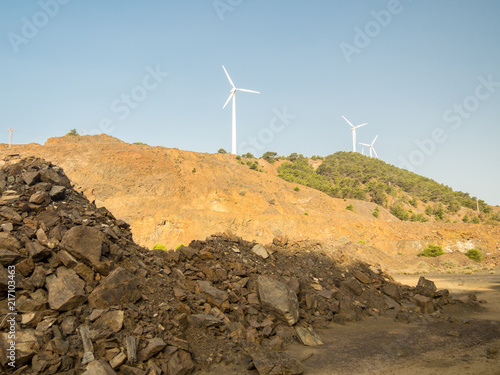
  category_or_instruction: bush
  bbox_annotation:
[262,151,278,163]
[152,243,167,251]
[410,213,429,222]
[464,248,483,263]
[294,186,300,192]
[66,129,79,137]
[175,243,187,250]
[418,244,445,257]
[391,204,409,221]
[242,152,254,158]
[372,206,380,218]
[218,148,227,154]
[346,204,354,211]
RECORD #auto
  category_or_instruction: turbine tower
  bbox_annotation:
[342,115,367,153]
[360,135,379,158]
[7,128,15,148]
[222,65,260,155]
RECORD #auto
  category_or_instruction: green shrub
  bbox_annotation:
[294,186,300,192]
[418,244,445,257]
[152,243,167,251]
[66,128,79,137]
[242,152,254,158]
[410,213,429,222]
[372,206,380,218]
[239,190,246,196]
[304,212,309,216]
[218,148,227,154]
[346,204,354,211]
[192,168,196,173]
[175,243,187,250]
[464,249,483,262]
[391,204,409,221]
[358,240,366,244]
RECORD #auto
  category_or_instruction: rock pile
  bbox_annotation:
[0,156,471,374]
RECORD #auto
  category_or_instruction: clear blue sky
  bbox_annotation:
[1,1,499,205]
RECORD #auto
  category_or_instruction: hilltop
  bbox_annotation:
[1,134,499,273]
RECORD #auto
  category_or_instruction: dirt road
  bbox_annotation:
[284,270,500,375]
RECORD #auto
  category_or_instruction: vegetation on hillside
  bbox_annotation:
[277,152,496,224]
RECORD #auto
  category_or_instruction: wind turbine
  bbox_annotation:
[222,65,260,155]
[360,135,379,158]
[342,115,367,153]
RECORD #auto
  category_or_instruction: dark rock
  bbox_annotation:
[49,185,66,200]
[88,268,140,309]
[415,276,437,297]
[138,337,166,362]
[342,277,363,296]
[22,171,40,186]
[0,232,21,251]
[0,248,23,266]
[46,267,87,311]
[382,283,400,302]
[197,280,228,309]
[257,276,299,326]
[29,191,50,205]
[252,349,303,375]
[60,226,106,266]
[82,359,117,375]
[352,269,371,284]
[0,329,41,367]
[164,349,195,375]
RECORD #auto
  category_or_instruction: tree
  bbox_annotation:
[66,129,79,137]
[218,148,227,154]
[287,152,299,162]
[242,152,254,158]
[391,204,409,221]
[262,151,278,163]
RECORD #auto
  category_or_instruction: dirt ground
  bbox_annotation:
[284,270,500,375]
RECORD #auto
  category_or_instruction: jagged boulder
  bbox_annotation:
[88,268,140,309]
[257,276,299,326]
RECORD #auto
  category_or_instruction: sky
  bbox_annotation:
[0,1,499,205]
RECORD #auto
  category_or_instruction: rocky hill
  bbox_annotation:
[1,156,483,374]
[0,135,498,264]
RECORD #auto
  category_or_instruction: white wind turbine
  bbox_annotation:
[342,115,367,153]
[222,65,260,155]
[360,135,379,158]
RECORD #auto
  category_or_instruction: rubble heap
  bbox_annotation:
[0,157,468,375]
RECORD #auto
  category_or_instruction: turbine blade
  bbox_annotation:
[222,65,235,88]
[359,143,370,147]
[222,92,234,109]
[354,123,368,129]
[372,134,378,145]
[342,115,355,128]
[372,148,379,158]
[237,88,260,94]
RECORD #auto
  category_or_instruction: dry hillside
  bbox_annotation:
[1,135,498,260]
